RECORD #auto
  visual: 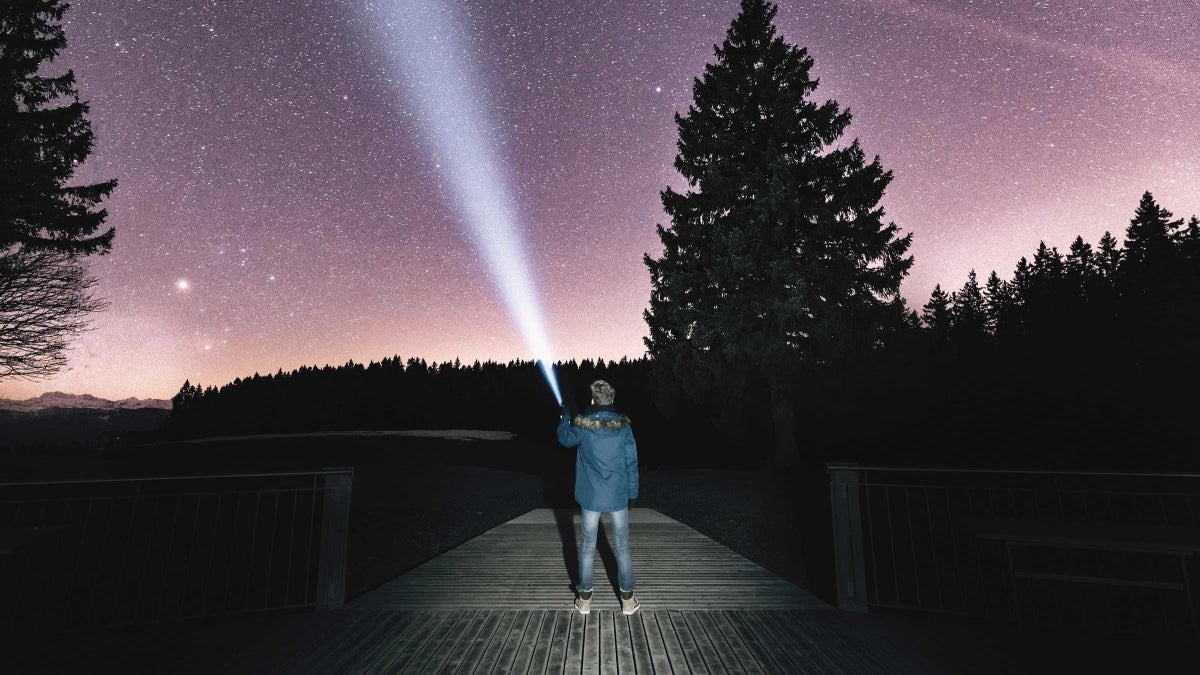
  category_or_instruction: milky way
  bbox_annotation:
[3,0,1197,400]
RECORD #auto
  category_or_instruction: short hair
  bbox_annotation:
[590,380,615,405]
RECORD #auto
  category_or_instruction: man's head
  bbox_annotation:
[590,380,616,406]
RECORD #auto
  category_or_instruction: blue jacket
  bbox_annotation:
[556,405,639,512]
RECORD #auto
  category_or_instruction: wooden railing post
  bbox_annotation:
[829,466,868,612]
[316,469,353,609]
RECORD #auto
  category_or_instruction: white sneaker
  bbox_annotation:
[620,593,640,615]
[575,593,592,615]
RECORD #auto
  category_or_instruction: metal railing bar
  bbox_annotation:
[925,487,943,610]
[223,492,243,613]
[865,481,879,605]
[179,494,204,615]
[202,493,224,615]
[905,488,921,609]
[135,497,163,623]
[264,491,280,609]
[283,490,298,606]
[156,494,183,621]
[302,478,317,606]
[947,487,966,613]
[827,483,1200,501]
[243,492,262,612]
[0,468,354,488]
[831,464,1200,479]
[885,485,901,606]
[0,485,329,506]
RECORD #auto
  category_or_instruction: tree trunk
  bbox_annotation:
[769,377,799,468]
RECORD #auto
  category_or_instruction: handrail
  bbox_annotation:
[2,467,354,630]
[0,466,354,488]
[825,463,1200,479]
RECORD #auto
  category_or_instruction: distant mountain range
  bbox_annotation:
[0,391,172,413]
[0,392,172,451]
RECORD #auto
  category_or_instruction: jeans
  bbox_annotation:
[577,508,636,595]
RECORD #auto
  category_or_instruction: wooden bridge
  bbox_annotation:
[15,508,996,673]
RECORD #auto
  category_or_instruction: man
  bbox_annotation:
[557,379,640,615]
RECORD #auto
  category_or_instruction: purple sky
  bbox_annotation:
[3,0,1197,401]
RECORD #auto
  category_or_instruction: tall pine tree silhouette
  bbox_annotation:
[644,0,912,466]
[1,0,116,253]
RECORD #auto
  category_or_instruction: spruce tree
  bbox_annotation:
[983,271,1013,337]
[921,284,952,336]
[644,0,912,466]
[950,270,987,342]
[1,0,116,253]
[1123,191,1181,271]
[1,1,116,380]
[1096,231,1122,280]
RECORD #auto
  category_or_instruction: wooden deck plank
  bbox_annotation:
[745,609,819,674]
[544,608,572,675]
[564,609,586,674]
[352,510,827,612]
[582,609,601,675]
[641,611,674,675]
[506,609,548,675]
[759,610,847,675]
[344,610,417,673]
[434,609,491,674]
[410,609,481,674]
[678,610,728,675]
[447,610,506,675]
[471,611,522,674]
[368,610,450,673]
[626,611,654,675]
[524,610,561,675]
[722,609,794,674]
[85,507,985,674]
[390,609,459,673]
[493,609,536,675]
[612,611,635,675]
[709,610,766,675]
[294,608,386,674]
[597,611,617,675]
[666,610,710,675]
[325,609,411,674]
[655,609,692,673]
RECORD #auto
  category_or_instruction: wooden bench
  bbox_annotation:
[965,517,1200,636]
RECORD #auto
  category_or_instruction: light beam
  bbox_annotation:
[368,0,562,405]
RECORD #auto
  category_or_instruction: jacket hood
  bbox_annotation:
[573,405,631,430]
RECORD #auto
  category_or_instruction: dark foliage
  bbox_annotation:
[165,357,775,469]
[898,191,1200,471]
[642,0,912,467]
[1,1,115,381]
[0,0,116,254]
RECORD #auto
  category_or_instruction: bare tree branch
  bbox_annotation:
[0,246,108,380]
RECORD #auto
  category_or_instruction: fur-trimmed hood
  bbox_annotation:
[572,404,631,430]
[573,413,632,430]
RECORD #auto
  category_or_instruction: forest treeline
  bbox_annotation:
[165,192,1200,472]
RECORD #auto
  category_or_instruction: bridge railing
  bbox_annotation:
[827,464,1200,632]
[0,467,352,632]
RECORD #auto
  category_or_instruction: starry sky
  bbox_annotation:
[2,0,1198,401]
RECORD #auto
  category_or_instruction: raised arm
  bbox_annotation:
[557,408,582,447]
